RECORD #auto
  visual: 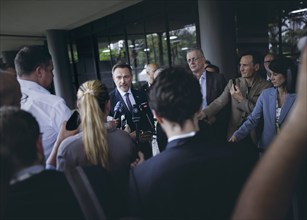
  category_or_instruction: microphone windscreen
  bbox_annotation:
[113,101,123,119]
[114,101,122,112]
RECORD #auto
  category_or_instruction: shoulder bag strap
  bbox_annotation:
[65,166,107,220]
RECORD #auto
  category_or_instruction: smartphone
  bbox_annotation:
[66,110,80,130]
[232,78,237,91]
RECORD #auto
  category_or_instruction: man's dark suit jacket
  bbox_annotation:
[205,72,226,104]
[5,170,84,219]
[128,133,257,220]
[156,72,228,150]
[109,88,154,158]
[5,166,125,220]
[140,82,150,98]
[201,72,229,141]
[109,88,154,133]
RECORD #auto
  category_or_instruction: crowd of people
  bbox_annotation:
[0,36,306,219]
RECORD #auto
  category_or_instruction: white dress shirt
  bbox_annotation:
[168,131,196,143]
[117,88,136,109]
[199,71,207,109]
[18,79,71,159]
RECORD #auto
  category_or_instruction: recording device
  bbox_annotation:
[132,104,141,144]
[132,104,141,124]
[66,110,80,130]
[139,102,154,131]
[139,102,149,112]
[113,101,124,119]
[232,78,237,91]
[121,114,127,129]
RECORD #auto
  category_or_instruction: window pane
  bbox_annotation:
[127,37,147,85]
[169,24,197,66]
[97,37,114,90]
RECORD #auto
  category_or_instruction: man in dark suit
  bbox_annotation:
[0,73,22,217]
[186,47,228,140]
[128,67,257,220]
[109,63,154,158]
[1,107,123,219]
[0,107,84,219]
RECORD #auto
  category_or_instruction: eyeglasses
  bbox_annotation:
[187,56,203,64]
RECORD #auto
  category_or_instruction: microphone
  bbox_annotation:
[132,104,141,144]
[132,104,141,124]
[139,102,154,131]
[113,101,123,119]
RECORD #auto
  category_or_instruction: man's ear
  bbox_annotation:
[152,109,163,124]
[35,65,44,80]
[254,63,260,72]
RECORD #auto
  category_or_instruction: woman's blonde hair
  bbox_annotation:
[77,80,109,169]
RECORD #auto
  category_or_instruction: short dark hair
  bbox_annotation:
[239,51,262,65]
[149,67,202,127]
[0,107,40,166]
[269,56,297,93]
[112,62,132,74]
[14,45,52,77]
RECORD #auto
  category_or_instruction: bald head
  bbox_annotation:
[146,63,158,85]
[0,73,21,108]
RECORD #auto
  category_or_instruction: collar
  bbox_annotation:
[200,71,206,79]
[117,87,132,97]
[168,131,196,143]
[10,164,45,185]
[244,75,261,87]
[167,131,200,149]
[199,72,207,84]
[18,79,50,94]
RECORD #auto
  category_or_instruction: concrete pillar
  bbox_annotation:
[197,1,237,78]
[46,30,76,109]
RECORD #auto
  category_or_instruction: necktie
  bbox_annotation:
[125,93,133,112]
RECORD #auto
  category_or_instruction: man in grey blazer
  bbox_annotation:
[200,51,272,145]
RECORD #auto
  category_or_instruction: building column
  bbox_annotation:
[197,1,237,78]
[46,30,76,109]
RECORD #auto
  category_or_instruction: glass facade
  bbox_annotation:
[69,0,199,90]
[68,0,306,91]
[268,4,307,61]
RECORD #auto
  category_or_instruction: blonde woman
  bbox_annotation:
[55,80,136,181]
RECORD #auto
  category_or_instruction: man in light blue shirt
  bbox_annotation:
[15,46,71,159]
[186,47,227,140]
